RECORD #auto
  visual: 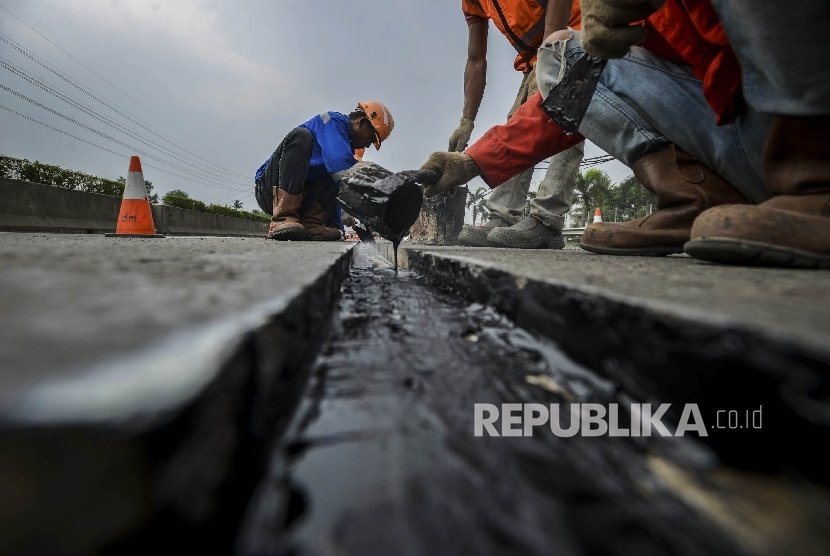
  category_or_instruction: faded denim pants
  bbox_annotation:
[536,31,773,203]
[709,0,830,116]
[486,70,586,229]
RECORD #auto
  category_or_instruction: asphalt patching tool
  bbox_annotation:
[338,162,435,270]
[541,52,607,135]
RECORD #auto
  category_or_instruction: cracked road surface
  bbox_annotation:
[235,245,830,556]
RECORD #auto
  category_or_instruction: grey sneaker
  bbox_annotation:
[488,216,564,249]
[458,218,509,247]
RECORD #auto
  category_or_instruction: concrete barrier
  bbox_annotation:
[151,205,267,237]
[0,177,268,237]
[0,177,121,233]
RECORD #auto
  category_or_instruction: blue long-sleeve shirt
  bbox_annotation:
[255,112,358,184]
[255,112,356,231]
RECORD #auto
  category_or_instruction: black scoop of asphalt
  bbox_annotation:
[338,163,430,243]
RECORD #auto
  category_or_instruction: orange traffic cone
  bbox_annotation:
[593,207,603,223]
[106,156,163,237]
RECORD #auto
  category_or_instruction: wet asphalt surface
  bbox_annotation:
[235,246,791,556]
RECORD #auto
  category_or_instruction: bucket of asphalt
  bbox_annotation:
[337,162,432,244]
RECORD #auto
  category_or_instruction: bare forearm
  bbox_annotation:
[462,58,487,121]
[544,0,574,39]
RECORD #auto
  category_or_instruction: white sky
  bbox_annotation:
[0,0,632,211]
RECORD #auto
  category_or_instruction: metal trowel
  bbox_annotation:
[541,52,607,135]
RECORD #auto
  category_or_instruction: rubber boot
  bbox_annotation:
[300,201,343,241]
[580,145,749,256]
[458,218,509,247]
[268,186,306,240]
[686,116,830,268]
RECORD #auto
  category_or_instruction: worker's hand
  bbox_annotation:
[582,0,666,59]
[448,117,475,152]
[419,152,482,197]
[341,212,356,228]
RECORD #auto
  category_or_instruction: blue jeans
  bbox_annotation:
[536,31,773,203]
[709,0,830,117]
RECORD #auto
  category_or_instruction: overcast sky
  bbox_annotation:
[0,0,632,212]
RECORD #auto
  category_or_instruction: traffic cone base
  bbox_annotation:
[106,156,164,238]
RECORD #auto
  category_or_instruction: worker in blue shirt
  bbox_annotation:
[255,101,395,241]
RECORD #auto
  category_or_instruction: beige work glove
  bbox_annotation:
[448,117,475,152]
[419,152,482,198]
[582,0,666,59]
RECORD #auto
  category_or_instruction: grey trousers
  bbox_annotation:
[485,72,586,229]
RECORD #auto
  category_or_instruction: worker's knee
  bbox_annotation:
[543,29,573,46]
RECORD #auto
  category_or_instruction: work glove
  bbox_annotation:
[448,117,475,152]
[582,0,666,59]
[419,151,482,198]
[342,212,356,228]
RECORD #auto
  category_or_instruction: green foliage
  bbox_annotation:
[571,169,656,226]
[0,154,124,197]
[162,189,191,203]
[466,186,490,225]
[0,153,267,223]
[162,192,269,223]
[573,168,613,226]
[606,175,656,221]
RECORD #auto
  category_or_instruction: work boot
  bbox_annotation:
[685,116,830,268]
[268,187,305,241]
[580,145,749,256]
[458,218,509,247]
[488,216,565,249]
[300,201,343,241]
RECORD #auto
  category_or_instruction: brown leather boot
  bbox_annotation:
[268,187,305,240]
[300,201,343,241]
[580,145,749,256]
[686,116,830,268]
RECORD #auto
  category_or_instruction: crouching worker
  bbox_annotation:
[254,101,394,241]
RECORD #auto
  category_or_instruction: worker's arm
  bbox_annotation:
[449,19,488,152]
[543,0,575,38]
[462,19,488,121]
[466,91,584,187]
[421,91,585,197]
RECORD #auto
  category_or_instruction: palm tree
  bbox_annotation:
[466,187,490,225]
[573,169,612,226]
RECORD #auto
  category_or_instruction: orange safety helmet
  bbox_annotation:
[356,101,394,150]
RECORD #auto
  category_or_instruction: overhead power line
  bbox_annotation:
[0,83,251,193]
[0,102,255,200]
[0,58,250,185]
[0,32,249,181]
[535,154,616,171]
[0,2,242,168]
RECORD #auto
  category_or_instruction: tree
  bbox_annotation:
[117,176,159,203]
[162,189,191,205]
[466,186,490,225]
[601,175,656,221]
[573,168,612,226]
[232,200,243,210]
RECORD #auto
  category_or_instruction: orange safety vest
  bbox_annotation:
[463,0,582,72]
